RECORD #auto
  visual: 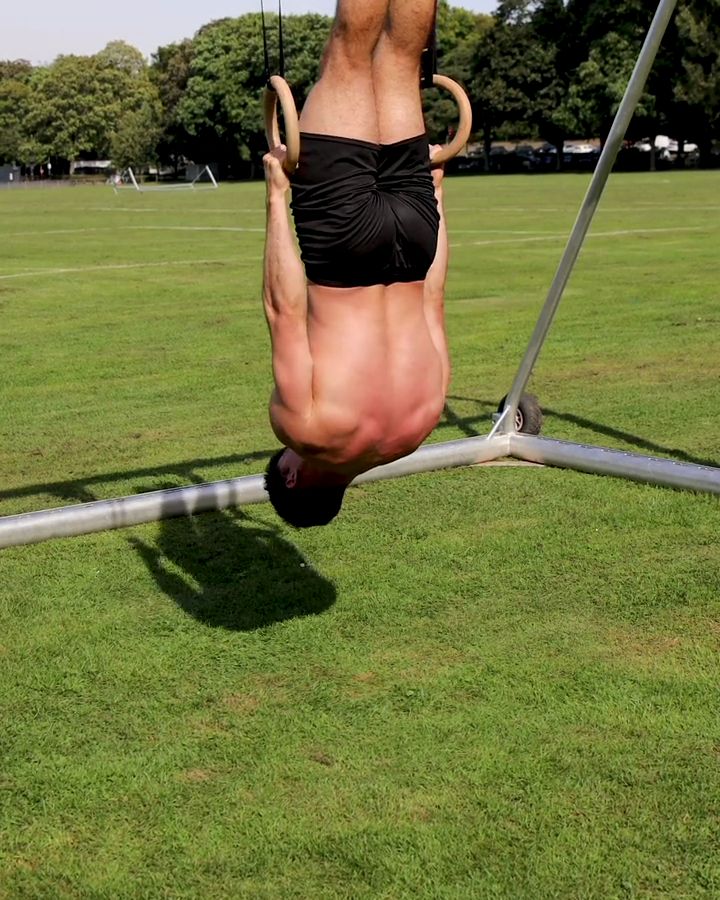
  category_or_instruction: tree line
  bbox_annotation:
[0,0,718,178]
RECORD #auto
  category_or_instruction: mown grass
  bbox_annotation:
[1,172,719,898]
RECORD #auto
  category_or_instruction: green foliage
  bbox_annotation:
[526,1,583,158]
[424,1,492,142]
[675,0,720,157]
[110,101,163,170]
[176,13,330,172]
[19,42,159,165]
[0,60,32,164]
[150,40,195,168]
[569,31,654,134]
[469,14,541,150]
[96,40,146,76]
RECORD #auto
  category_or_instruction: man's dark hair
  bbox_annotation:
[264,449,348,528]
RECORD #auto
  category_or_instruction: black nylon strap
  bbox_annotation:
[421,3,438,88]
[278,0,285,78]
[260,0,285,83]
[260,0,271,83]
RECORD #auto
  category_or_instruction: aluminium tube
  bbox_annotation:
[0,434,510,549]
[510,433,720,495]
[499,0,679,432]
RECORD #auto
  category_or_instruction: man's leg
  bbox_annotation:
[372,0,436,144]
[298,0,389,141]
[373,1,450,391]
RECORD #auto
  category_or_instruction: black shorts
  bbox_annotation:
[290,133,440,288]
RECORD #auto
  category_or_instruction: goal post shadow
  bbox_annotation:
[3,0,718,551]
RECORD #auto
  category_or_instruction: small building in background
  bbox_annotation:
[0,164,21,184]
[69,160,112,177]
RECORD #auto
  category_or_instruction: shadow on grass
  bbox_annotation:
[444,395,720,468]
[128,498,336,631]
[0,448,277,506]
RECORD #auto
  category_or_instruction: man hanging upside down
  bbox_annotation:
[263,0,450,527]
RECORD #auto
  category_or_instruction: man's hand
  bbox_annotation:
[429,144,445,191]
[264,145,290,196]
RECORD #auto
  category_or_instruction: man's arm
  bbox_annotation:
[423,151,450,393]
[262,148,315,424]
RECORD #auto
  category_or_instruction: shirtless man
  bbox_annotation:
[263,0,450,527]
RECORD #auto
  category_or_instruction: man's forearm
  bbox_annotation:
[262,185,315,426]
[425,186,448,302]
[263,191,307,323]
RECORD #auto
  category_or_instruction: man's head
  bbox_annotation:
[264,449,349,528]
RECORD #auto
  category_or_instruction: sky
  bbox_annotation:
[3,0,497,65]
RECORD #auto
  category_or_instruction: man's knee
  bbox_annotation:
[378,1,433,65]
[372,28,425,77]
[325,22,379,72]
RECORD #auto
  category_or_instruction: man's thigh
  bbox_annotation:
[298,0,388,141]
[299,62,378,142]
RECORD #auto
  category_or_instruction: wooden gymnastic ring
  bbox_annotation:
[429,74,473,166]
[263,75,300,175]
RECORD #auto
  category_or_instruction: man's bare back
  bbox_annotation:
[262,0,450,526]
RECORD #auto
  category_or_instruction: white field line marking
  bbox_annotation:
[86,207,265,214]
[449,225,707,249]
[445,207,568,213]
[0,257,261,281]
[593,204,720,211]
[89,204,720,214]
[450,229,560,235]
[18,221,707,241]
[133,225,265,233]
[446,205,720,214]
[8,225,265,238]
[83,207,166,213]
[2,228,710,278]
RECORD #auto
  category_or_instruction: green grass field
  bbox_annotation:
[1,171,719,898]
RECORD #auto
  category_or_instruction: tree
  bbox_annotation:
[96,40,146,76]
[526,0,585,169]
[176,13,331,176]
[563,1,663,150]
[111,102,163,171]
[0,60,32,164]
[468,7,540,166]
[151,40,195,172]
[23,43,159,171]
[424,1,492,145]
[674,0,720,165]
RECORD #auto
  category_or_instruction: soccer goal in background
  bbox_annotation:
[112,164,218,193]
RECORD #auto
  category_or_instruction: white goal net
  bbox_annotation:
[111,165,218,193]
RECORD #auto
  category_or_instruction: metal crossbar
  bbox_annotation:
[0,436,509,548]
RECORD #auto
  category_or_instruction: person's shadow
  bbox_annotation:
[128,485,336,630]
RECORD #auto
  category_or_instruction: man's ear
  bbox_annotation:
[278,450,299,488]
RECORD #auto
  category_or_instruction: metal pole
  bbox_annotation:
[0,434,510,549]
[498,0,678,433]
[510,433,720,495]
